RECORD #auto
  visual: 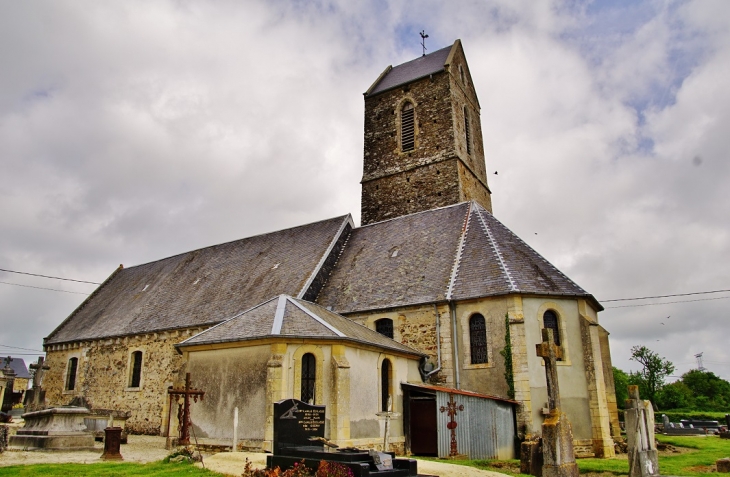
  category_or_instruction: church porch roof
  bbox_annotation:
[177,294,424,358]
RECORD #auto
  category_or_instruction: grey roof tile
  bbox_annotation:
[179,295,423,357]
[45,216,351,345]
[367,44,453,97]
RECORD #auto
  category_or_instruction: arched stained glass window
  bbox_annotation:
[66,357,78,391]
[469,314,488,364]
[381,359,392,412]
[375,318,394,339]
[543,310,561,346]
[401,102,415,152]
[129,351,143,388]
[301,353,316,404]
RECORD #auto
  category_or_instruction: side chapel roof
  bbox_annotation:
[316,201,600,313]
[44,215,352,345]
[177,294,424,357]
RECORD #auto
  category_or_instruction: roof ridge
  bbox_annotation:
[474,204,518,292]
[474,203,587,293]
[446,202,472,300]
[289,298,345,337]
[312,230,352,303]
[298,215,354,298]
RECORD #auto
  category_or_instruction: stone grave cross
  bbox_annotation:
[439,393,464,457]
[24,356,51,411]
[376,396,401,453]
[536,328,563,412]
[535,329,578,477]
[167,372,205,446]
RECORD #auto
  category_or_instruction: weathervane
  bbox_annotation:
[420,30,429,56]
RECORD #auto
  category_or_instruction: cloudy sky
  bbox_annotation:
[1,0,729,382]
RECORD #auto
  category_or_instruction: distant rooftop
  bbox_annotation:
[366,43,453,97]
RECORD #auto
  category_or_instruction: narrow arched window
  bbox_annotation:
[66,357,78,391]
[464,106,472,155]
[301,353,316,404]
[401,102,415,152]
[381,359,392,412]
[469,314,488,364]
[375,318,394,339]
[543,310,561,346]
[129,351,143,388]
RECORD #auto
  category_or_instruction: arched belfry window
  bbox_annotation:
[469,314,488,364]
[464,106,472,155]
[66,357,78,391]
[375,318,394,339]
[381,359,392,412]
[543,310,561,346]
[129,351,143,388]
[301,353,316,404]
[401,102,415,152]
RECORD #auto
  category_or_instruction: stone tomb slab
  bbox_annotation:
[9,406,95,451]
[267,399,422,477]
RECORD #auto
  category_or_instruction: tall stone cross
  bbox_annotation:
[24,356,51,411]
[29,356,50,389]
[439,393,464,457]
[536,328,563,413]
[167,373,205,446]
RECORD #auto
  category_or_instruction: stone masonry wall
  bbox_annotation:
[43,327,206,435]
[361,47,491,225]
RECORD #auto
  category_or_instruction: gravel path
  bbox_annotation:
[1,429,509,477]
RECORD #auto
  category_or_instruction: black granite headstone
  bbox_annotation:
[726,414,730,428]
[273,398,326,455]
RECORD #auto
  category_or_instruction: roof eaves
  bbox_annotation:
[365,69,446,99]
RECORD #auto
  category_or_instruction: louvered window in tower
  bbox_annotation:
[301,353,316,404]
[543,310,561,346]
[464,106,472,155]
[401,102,415,152]
[375,318,394,339]
[469,314,488,364]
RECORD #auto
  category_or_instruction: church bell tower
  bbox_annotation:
[361,39,492,225]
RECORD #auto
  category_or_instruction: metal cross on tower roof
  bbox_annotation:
[420,30,429,56]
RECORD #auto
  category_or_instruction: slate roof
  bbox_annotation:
[45,216,352,345]
[316,202,599,313]
[3,357,31,379]
[177,295,424,357]
[366,44,453,97]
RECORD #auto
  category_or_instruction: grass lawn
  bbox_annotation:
[0,461,221,476]
[416,434,730,476]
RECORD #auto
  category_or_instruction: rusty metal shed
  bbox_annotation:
[402,383,517,460]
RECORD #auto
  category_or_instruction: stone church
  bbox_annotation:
[42,40,619,458]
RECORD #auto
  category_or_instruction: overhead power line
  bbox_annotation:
[0,343,46,353]
[0,268,101,285]
[602,288,730,302]
[604,295,730,309]
[0,281,91,295]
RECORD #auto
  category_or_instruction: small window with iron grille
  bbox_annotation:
[301,353,316,404]
[401,102,415,152]
[375,318,394,339]
[65,357,78,391]
[129,351,143,388]
[469,314,488,364]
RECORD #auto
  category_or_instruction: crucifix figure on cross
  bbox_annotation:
[167,372,205,446]
[439,393,464,457]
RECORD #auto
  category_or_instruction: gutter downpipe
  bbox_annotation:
[421,303,443,380]
[450,300,461,390]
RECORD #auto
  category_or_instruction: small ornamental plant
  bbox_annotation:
[242,459,354,477]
